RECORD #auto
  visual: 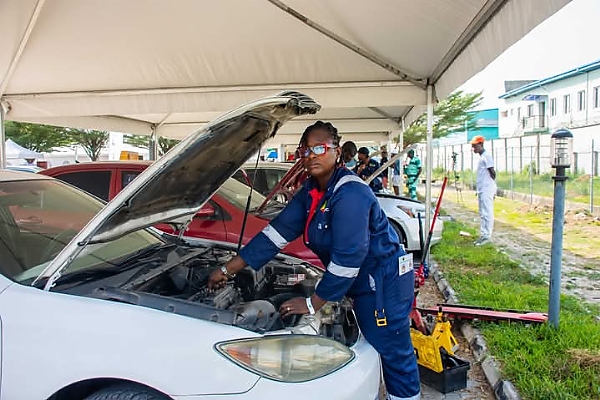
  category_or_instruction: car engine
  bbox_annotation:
[90,244,359,347]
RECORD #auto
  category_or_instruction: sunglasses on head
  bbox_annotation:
[296,143,337,158]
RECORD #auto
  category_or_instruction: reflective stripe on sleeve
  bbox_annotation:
[262,224,288,249]
[327,261,359,278]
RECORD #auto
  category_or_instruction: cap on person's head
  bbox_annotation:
[357,147,370,156]
[470,135,485,145]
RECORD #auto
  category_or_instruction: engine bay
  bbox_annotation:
[90,244,359,347]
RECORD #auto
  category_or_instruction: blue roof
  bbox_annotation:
[499,59,600,99]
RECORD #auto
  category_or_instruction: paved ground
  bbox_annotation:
[416,276,494,400]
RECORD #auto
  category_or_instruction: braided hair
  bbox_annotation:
[298,121,342,148]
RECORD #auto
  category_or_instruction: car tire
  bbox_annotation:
[389,219,407,248]
[83,384,170,400]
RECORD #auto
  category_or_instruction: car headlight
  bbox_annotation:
[397,205,416,218]
[215,334,355,382]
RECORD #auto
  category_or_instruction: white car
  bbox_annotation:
[236,162,443,251]
[0,92,381,400]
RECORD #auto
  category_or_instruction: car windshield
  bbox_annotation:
[0,178,162,284]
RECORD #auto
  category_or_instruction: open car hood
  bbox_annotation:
[35,91,320,287]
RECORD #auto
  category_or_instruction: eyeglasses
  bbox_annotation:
[296,143,337,158]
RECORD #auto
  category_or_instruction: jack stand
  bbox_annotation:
[411,307,470,394]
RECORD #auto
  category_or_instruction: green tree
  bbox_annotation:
[123,134,180,156]
[5,121,74,152]
[395,90,483,147]
[68,129,109,161]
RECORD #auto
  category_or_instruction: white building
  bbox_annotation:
[498,59,600,138]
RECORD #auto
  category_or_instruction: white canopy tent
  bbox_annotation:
[5,138,41,160]
[0,0,570,231]
[1,0,569,141]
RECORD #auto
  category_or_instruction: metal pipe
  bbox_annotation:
[425,85,434,264]
[4,80,416,100]
[591,139,595,214]
[399,117,405,191]
[530,146,534,204]
[149,126,159,161]
[549,167,568,328]
[0,105,6,169]
[0,0,47,98]
[510,147,514,200]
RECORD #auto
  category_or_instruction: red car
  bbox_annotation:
[39,161,323,267]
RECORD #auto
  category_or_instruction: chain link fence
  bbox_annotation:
[431,133,600,214]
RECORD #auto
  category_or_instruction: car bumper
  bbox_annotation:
[171,334,381,400]
[404,217,444,251]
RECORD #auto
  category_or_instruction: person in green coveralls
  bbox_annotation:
[403,149,421,200]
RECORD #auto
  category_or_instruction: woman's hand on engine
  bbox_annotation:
[208,256,248,290]
[279,297,310,317]
[208,268,228,290]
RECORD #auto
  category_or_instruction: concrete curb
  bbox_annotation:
[428,261,522,400]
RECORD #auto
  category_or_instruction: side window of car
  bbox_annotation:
[122,171,141,189]
[55,171,112,201]
[246,169,268,195]
[263,169,287,193]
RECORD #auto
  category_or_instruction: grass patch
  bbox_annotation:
[451,170,600,206]
[432,221,600,400]
[443,191,600,262]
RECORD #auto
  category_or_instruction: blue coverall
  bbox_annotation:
[353,159,383,193]
[240,167,421,400]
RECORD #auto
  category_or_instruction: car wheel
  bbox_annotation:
[84,384,170,400]
[389,219,407,248]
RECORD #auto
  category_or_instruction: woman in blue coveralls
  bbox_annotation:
[209,121,421,400]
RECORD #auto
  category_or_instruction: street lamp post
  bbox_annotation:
[548,128,573,329]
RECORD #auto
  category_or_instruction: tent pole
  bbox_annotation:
[425,84,434,263]
[0,105,6,169]
[149,125,158,161]
[399,117,405,191]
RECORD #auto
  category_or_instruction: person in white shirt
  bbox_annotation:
[471,135,496,246]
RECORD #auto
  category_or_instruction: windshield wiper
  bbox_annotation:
[49,264,142,288]
[50,243,176,288]
[105,243,176,269]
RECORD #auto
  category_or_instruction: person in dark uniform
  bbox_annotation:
[380,148,389,189]
[209,121,421,400]
[354,147,383,193]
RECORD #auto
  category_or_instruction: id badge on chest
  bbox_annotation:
[398,253,413,276]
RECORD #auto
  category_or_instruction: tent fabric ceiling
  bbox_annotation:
[0,0,570,141]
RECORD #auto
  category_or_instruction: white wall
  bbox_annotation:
[498,69,600,138]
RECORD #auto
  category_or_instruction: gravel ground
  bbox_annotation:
[378,265,494,400]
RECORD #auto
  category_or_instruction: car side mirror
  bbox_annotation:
[196,203,216,219]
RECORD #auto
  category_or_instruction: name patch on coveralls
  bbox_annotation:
[398,253,413,276]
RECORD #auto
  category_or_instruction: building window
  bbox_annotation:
[527,104,534,117]
[563,94,571,114]
[550,98,557,116]
[516,107,521,120]
[510,108,514,116]
[594,87,600,108]
[577,90,586,111]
